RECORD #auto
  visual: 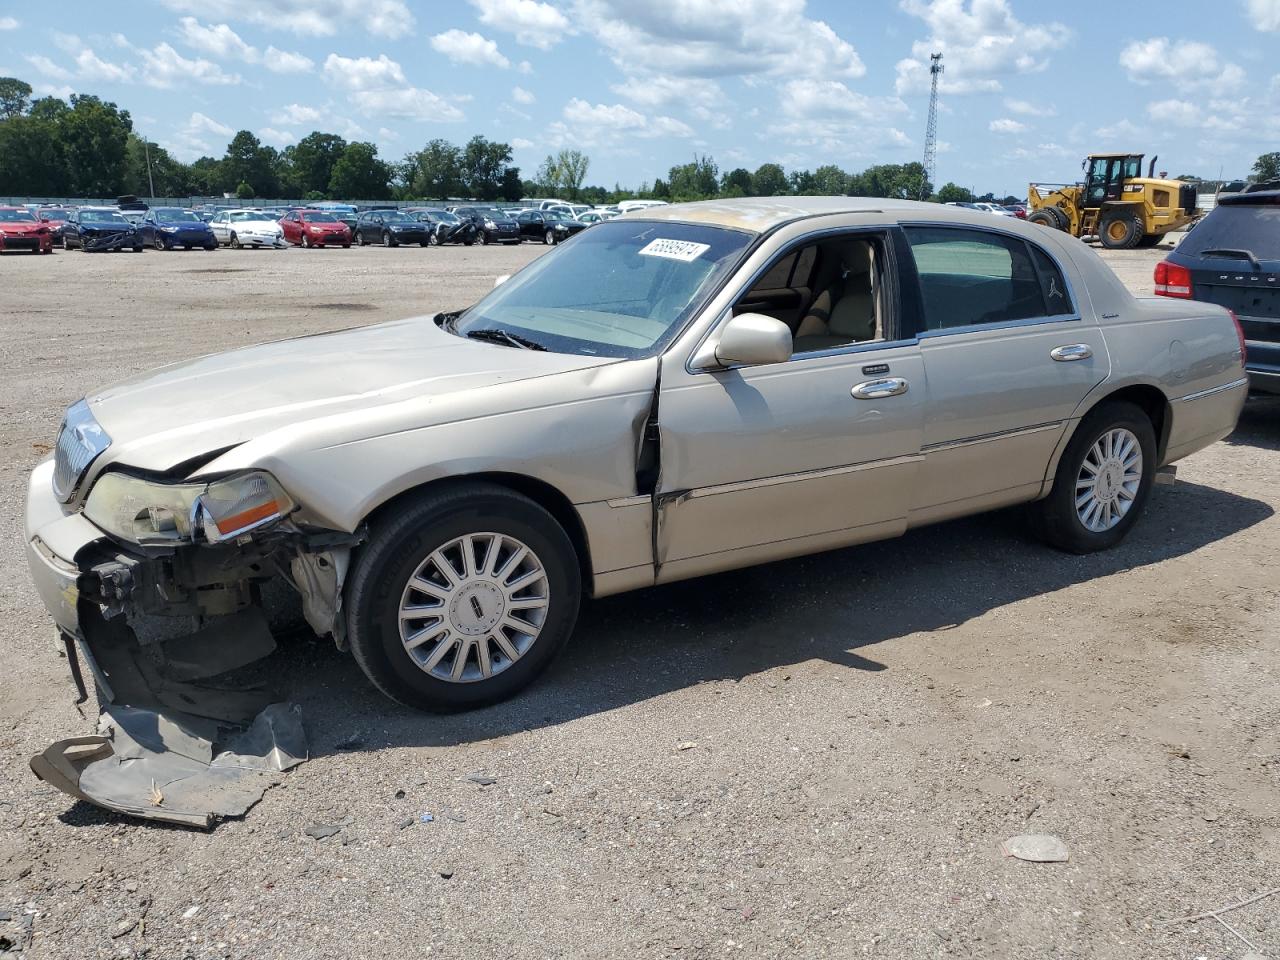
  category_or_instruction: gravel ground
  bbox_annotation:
[1,237,1277,960]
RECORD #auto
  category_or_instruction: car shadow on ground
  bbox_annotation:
[1225,394,1280,451]
[280,478,1272,754]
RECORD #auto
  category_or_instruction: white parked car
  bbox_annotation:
[209,209,287,248]
[616,199,670,214]
[576,210,615,224]
[973,202,1016,217]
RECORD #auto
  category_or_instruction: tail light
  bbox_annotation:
[1154,260,1192,298]
[1230,309,1247,366]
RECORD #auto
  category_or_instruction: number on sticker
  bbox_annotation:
[638,238,711,262]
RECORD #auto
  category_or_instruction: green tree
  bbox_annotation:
[221,131,279,197]
[788,169,817,194]
[1253,152,1280,182]
[187,156,223,195]
[60,95,133,196]
[556,149,589,200]
[935,183,975,203]
[404,138,465,198]
[328,141,391,199]
[462,135,513,200]
[536,154,563,196]
[811,165,848,196]
[0,77,32,119]
[0,111,67,194]
[668,155,718,200]
[751,162,787,196]
[499,166,523,201]
[856,162,930,200]
[650,178,670,199]
[235,181,254,199]
[288,132,347,197]
[124,134,192,197]
[720,167,752,197]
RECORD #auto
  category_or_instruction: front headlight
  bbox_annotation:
[160,226,178,233]
[484,219,496,229]
[84,470,295,545]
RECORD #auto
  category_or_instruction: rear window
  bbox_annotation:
[1179,203,1280,260]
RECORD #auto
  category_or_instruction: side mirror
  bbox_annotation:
[493,274,511,288]
[696,312,792,369]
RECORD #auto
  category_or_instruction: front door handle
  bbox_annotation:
[851,377,909,399]
[1050,343,1093,362]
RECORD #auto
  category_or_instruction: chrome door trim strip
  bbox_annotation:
[605,494,651,509]
[922,420,1064,453]
[1174,377,1248,403]
[684,453,922,500]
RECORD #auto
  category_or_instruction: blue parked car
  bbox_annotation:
[137,207,219,251]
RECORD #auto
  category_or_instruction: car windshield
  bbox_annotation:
[383,211,413,222]
[543,211,569,221]
[0,210,37,222]
[156,208,200,222]
[230,211,269,222]
[435,211,459,223]
[1178,202,1280,260]
[82,210,128,224]
[40,210,69,221]
[302,212,338,223]
[453,220,753,359]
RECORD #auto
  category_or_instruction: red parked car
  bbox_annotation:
[278,209,352,248]
[0,207,54,254]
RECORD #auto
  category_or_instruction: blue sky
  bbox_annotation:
[2,0,1277,194]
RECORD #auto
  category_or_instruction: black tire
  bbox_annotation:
[479,231,489,245]
[420,239,430,247]
[1029,401,1156,554]
[153,235,165,251]
[463,239,474,246]
[1135,234,1162,248]
[132,246,143,253]
[383,230,395,247]
[347,482,581,712]
[302,233,312,248]
[544,229,554,245]
[1099,211,1143,249]
[230,232,241,249]
[429,232,440,246]
[1028,208,1067,230]
[62,236,70,250]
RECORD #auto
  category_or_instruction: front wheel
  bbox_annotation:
[302,233,312,248]
[346,482,581,712]
[383,230,395,247]
[229,232,241,249]
[153,235,166,251]
[1099,212,1143,249]
[479,231,489,246]
[1030,401,1156,554]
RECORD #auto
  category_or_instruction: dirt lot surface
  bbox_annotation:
[1,237,1277,960]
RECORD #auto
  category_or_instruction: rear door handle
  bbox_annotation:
[851,377,909,399]
[1050,343,1093,362]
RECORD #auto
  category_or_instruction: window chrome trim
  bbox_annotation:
[916,313,1083,339]
[921,420,1064,453]
[898,219,1084,337]
[1173,377,1248,403]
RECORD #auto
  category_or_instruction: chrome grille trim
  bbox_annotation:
[51,400,111,503]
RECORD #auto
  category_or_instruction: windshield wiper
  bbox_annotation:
[1200,248,1264,270]
[465,327,547,351]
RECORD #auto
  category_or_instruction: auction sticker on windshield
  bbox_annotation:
[638,238,711,262]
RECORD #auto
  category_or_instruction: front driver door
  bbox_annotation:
[653,229,925,580]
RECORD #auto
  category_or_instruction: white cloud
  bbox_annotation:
[895,0,1071,95]
[1096,117,1143,141]
[175,17,315,73]
[168,110,236,159]
[74,48,136,84]
[512,85,535,104]
[187,111,234,137]
[258,126,297,145]
[765,78,911,157]
[53,33,81,54]
[989,117,1028,134]
[34,83,75,99]
[469,0,569,49]
[159,0,413,38]
[779,79,907,121]
[576,0,864,80]
[1119,38,1244,94]
[1246,0,1280,30]
[131,41,242,88]
[430,29,510,68]
[0,17,19,30]
[1004,97,1054,117]
[611,74,722,110]
[1147,98,1200,127]
[272,103,325,125]
[24,54,72,81]
[322,53,464,121]
[377,126,400,141]
[322,53,406,90]
[511,136,535,149]
[548,97,694,147]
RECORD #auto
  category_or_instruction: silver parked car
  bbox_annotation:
[208,209,287,249]
[27,198,1246,718]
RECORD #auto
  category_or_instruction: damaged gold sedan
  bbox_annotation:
[25,198,1247,824]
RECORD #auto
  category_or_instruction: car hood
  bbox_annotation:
[157,220,211,228]
[84,315,620,475]
[0,222,46,234]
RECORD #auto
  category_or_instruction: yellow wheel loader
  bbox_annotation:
[1027,153,1199,249]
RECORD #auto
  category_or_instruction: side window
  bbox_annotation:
[1029,245,1074,316]
[903,226,1050,331]
[753,251,797,290]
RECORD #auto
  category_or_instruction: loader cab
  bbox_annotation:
[1084,154,1143,207]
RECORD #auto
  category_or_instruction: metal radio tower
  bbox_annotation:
[920,52,943,199]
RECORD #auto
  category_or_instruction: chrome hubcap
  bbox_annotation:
[1076,428,1142,532]
[397,533,548,683]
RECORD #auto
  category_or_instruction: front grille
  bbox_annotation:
[52,400,111,503]
[5,236,39,249]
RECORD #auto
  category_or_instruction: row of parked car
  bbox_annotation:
[1,198,671,253]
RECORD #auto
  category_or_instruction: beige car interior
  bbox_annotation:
[734,236,885,355]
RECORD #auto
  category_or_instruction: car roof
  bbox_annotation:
[632,196,960,234]
[1220,190,1280,205]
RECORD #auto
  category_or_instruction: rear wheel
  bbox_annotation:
[62,236,70,250]
[347,482,581,712]
[1030,401,1156,554]
[1099,211,1143,249]
[1135,234,1162,248]
[356,230,366,246]
[229,232,241,249]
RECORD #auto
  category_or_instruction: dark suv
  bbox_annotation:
[450,207,520,245]
[1155,191,1279,394]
